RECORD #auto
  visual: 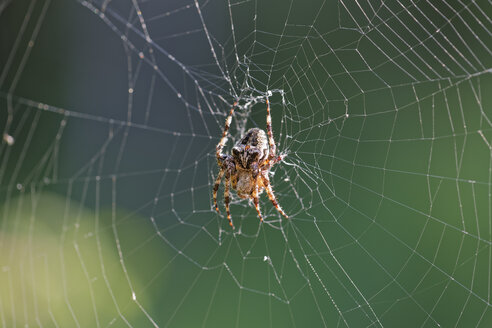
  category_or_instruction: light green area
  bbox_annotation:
[0,193,168,327]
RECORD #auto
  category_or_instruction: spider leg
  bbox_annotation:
[262,174,289,219]
[252,185,263,222]
[213,168,225,213]
[265,98,277,159]
[216,102,237,161]
[270,154,285,166]
[260,154,285,170]
[251,162,259,179]
[224,172,234,228]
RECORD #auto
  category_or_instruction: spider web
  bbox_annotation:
[1,0,491,326]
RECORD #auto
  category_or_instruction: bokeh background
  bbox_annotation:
[1,0,491,327]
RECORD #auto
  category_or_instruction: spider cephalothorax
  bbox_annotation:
[213,99,288,228]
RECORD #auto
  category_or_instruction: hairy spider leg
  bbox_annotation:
[224,172,234,228]
[265,98,276,159]
[252,185,263,221]
[216,102,237,160]
[213,168,225,213]
[262,174,289,219]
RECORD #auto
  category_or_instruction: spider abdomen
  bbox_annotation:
[235,169,264,198]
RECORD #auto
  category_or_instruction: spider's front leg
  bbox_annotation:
[265,98,277,159]
[264,99,287,168]
[216,102,237,161]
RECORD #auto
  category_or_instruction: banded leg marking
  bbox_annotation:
[265,98,276,158]
[224,173,233,228]
[216,103,237,160]
[263,175,288,219]
[213,169,224,213]
[252,185,263,222]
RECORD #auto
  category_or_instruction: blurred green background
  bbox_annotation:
[1,0,491,327]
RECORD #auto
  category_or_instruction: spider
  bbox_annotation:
[213,98,289,228]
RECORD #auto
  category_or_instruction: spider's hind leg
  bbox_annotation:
[252,185,263,222]
[224,172,234,228]
[213,168,225,213]
[262,174,289,219]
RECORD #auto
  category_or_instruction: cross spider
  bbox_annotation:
[213,98,288,228]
